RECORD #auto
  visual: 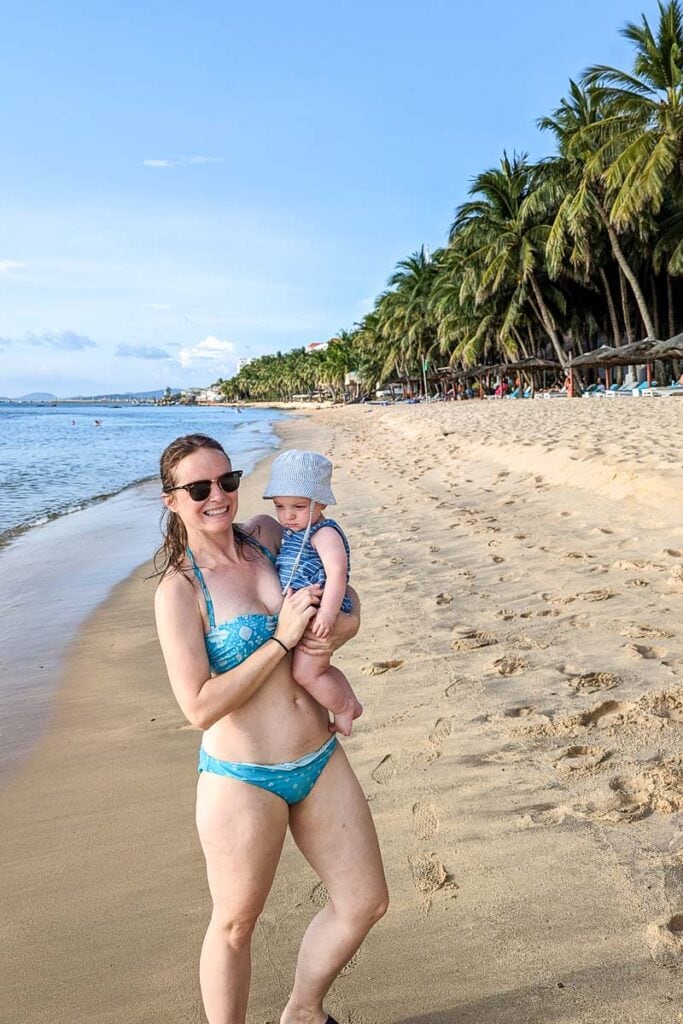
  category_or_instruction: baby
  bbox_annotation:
[263,449,363,736]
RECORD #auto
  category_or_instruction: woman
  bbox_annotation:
[154,434,388,1024]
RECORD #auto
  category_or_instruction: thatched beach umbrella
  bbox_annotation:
[650,333,683,361]
[497,356,562,394]
[569,339,660,386]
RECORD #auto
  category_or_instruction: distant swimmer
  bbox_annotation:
[71,420,76,426]
[94,419,103,427]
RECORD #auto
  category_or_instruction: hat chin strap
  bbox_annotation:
[280,499,315,596]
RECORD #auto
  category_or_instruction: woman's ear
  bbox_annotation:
[161,491,175,512]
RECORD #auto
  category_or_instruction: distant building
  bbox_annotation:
[198,386,224,403]
[305,341,328,354]
[181,387,202,404]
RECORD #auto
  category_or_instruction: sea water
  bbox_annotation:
[0,403,287,780]
[0,403,284,541]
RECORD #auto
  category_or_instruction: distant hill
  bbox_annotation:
[67,388,182,400]
[16,392,58,402]
[0,388,185,403]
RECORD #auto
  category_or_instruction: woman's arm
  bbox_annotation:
[154,575,320,730]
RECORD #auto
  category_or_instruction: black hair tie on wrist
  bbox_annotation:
[270,636,291,654]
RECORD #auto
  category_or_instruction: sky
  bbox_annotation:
[0,0,646,397]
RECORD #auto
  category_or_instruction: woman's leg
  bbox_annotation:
[282,745,389,1024]
[196,772,290,1024]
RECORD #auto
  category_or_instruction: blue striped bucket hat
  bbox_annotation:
[263,449,337,505]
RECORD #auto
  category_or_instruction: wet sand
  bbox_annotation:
[1,400,682,1023]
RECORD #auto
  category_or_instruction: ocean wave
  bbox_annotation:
[0,475,157,550]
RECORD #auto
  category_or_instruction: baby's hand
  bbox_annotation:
[311,611,335,639]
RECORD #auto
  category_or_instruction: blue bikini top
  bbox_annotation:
[187,538,278,675]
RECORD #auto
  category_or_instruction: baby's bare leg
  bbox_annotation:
[292,648,363,736]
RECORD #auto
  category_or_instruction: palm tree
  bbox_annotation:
[537,80,657,340]
[375,246,443,393]
[450,153,569,365]
[583,0,683,228]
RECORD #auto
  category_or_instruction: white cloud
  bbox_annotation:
[187,155,224,165]
[146,302,171,310]
[177,335,236,368]
[0,260,25,273]
[142,156,223,169]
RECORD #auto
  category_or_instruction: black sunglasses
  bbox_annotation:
[165,470,243,502]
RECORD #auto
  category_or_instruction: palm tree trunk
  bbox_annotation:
[651,274,660,339]
[528,272,568,366]
[512,326,529,358]
[596,203,656,338]
[599,267,622,347]
[619,268,635,345]
[667,273,675,338]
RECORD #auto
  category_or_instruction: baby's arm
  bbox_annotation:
[310,527,349,638]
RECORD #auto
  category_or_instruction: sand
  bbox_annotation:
[2,398,683,1024]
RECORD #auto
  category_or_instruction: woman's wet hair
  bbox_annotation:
[154,433,254,579]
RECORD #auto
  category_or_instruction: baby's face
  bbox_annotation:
[272,497,325,532]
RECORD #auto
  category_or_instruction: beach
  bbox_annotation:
[2,399,683,1023]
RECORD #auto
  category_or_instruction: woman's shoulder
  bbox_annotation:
[154,565,196,616]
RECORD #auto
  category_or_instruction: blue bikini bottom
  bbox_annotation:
[198,735,337,805]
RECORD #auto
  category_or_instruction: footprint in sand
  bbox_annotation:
[435,592,453,606]
[620,622,675,640]
[578,699,634,729]
[575,588,614,602]
[371,754,396,785]
[541,593,575,606]
[339,949,363,977]
[408,852,456,899]
[451,629,497,651]
[625,578,649,589]
[647,914,683,968]
[493,655,528,676]
[496,608,516,621]
[567,672,620,693]
[625,643,667,660]
[444,676,477,699]
[310,882,329,908]
[412,800,439,840]
[553,744,609,774]
[361,659,404,676]
[588,758,683,823]
[428,717,453,748]
[503,705,538,718]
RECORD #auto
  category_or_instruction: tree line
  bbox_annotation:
[221,1,683,402]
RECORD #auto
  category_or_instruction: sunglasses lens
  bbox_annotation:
[187,481,212,501]
[218,472,241,493]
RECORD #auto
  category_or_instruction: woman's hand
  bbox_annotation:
[275,586,322,650]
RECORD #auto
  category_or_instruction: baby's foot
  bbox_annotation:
[330,708,355,736]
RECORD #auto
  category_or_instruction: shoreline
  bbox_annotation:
[2,402,682,1022]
